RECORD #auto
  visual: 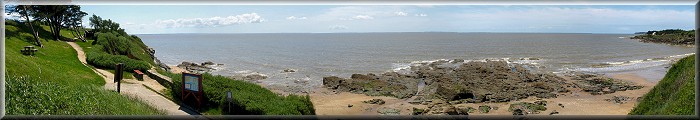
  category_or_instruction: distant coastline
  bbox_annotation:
[630,29,695,47]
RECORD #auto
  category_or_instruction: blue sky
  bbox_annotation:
[71,5,695,34]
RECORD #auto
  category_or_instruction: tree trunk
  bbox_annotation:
[22,6,42,48]
[77,26,86,41]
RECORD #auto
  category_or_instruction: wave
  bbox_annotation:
[391,57,544,73]
[566,53,695,73]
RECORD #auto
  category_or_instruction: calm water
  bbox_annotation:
[139,33,694,90]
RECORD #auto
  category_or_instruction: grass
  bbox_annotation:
[159,71,316,115]
[629,55,695,115]
[5,20,164,115]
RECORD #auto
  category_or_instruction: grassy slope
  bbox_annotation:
[629,55,695,115]
[5,20,163,115]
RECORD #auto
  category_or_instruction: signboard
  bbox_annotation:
[181,73,203,110]
[184,74,200,92]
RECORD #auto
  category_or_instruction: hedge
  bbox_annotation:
[165,72,315,115]
[86,51,150,71]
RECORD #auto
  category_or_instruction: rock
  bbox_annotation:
[202,61,215,66]
[570,72,644,95]
[412,108,426,115]
[558,103,564,108]
[549,110,559,115]
[322,73,418,99]
[362,99,386,105]
[377,108,401,115]
[322,59,572,103]
[177,61,217,73]
[244,74,268,80]
[230,73,268,81]
[348,104,353,107]
[605,96,632,104]
[408,100,422,105]
[479,105,491,113]
[509,102,547,115]
[452,59,465,63]
[282,68,296,73]
[512,109,525,115]
[534,100,547,106]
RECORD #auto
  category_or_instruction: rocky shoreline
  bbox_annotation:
[321,59,645,115]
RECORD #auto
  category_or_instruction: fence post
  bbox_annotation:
[115,63,124,93]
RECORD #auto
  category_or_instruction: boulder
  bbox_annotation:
[282,68,296,73]
[362,99,386,105]
[377,108,401,115]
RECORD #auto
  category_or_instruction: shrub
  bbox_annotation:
[95,32,132,55]
[629,55,695,115]
[86,51,150,71]
[164,73,315,115]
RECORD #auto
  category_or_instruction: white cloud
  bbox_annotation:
[328,25,348,30]
[155,13,264,28]
[394,11,408,16]
[414,14,428,17]
[352,15,374,20]
[315,6,413,21]
[4,12,22,20]
[448,7,694,33]
[286,16,307,20]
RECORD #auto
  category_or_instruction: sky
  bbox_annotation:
[12,5,695,34]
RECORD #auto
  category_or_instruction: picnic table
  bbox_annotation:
[21,46,38,56]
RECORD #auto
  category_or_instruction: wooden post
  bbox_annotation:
[115,63,124,93]
[227,91,232,114]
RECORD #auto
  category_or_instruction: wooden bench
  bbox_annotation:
[134,70,144,81]
[21,46,38,56]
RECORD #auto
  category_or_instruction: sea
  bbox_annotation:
[139,32,695,92]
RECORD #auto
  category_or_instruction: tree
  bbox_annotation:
[89,14,102,32]
[6,5,43,47]
[31,5,86,41]
[64,5,88,41]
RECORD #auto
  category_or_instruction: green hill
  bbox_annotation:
[5,20,164,115]
[629,55,695,115]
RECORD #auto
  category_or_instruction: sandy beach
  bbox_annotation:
[169,62,660,115]
[308,72,657,115]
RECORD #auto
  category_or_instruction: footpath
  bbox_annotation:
[67,42,202,116]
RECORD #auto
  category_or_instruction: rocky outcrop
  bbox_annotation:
[566,72,643,95]
[323,73,419,99]
[176,61,220,73]
[324,59,573,103]
[145,47,170,71]
[229,73,268,81]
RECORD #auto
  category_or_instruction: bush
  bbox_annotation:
[164,72,315,115]
[95,32,131,55]
[629,55,695,115]
[86,51,150,71]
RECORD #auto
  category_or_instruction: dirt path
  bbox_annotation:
[67,42,200,116]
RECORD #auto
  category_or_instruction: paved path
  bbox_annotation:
[67,42,201,116]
